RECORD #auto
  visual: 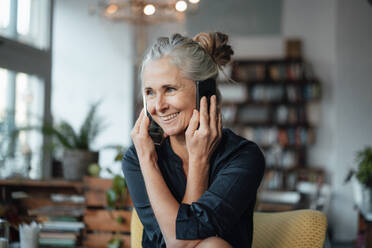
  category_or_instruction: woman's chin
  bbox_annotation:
[163,127,185,137]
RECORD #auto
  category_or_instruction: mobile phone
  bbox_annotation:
[196,78,217,111]
[143,95,164,146]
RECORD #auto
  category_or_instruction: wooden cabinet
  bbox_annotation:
[358,212,372,248]
[83,176,132,248]
[0,179,84,245]
[0,177,133,247]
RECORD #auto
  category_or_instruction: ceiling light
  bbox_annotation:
[175,1,187,12]
[143,4,156,16]
[97,0,199,24]
[106,4,118,15]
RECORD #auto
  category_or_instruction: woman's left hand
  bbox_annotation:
[185,95,222,165]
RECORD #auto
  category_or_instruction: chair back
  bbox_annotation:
[252,210,327,248]
[130,209,327,248]
[130,208,144,248]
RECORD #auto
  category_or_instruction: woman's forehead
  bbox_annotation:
[143,58,194,89]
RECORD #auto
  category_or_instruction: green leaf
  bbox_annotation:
[106,188,117,208]
[107,237,122,248]
[355,146,372,187]
[106,168,114,175]
[42,123,74,149]
[58,121,79,148]
[116,216,125,224]
[113,175,126,195]
[78,101,105,151]
[114,153,124,162]
[100,145,127,162]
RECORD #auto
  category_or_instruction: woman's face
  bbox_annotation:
[142,57,196,137]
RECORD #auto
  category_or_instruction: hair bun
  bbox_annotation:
[193,32,234,67]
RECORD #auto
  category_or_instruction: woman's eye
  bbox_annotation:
[166,87,176,93]
[145,89,154,96]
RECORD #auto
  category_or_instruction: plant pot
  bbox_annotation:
[62,150,99,181]
[362,186,372,213]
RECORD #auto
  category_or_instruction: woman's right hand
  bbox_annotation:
[130,109,158,165]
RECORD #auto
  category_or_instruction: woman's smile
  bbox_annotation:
[160,112,180,122]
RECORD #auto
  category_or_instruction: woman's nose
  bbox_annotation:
[155,94,168,113]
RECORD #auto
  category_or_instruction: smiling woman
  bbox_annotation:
[122,32,265,248]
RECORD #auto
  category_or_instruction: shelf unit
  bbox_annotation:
[220,58,323,191]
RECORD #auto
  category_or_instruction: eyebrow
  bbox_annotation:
[144,83,181,91]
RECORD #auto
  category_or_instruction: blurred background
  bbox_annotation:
[0,0,371,247]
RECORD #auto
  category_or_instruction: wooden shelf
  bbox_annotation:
[225,58,322,192]
[223,99,320,106]
[0,178,83,191]
[232,58,304,64]
[242,79,320,85]
[230,122,313,128]
[259,144,308,150]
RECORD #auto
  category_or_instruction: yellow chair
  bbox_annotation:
[130,209,327,248]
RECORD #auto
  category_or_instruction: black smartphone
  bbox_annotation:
[196,78,217,111]
[143,95,164,146]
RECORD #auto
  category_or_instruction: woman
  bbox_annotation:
[122,32,265,248]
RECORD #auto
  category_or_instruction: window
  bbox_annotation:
[0,68,44,179]
[0,1,11,29]
[0,0,52,179]
[0,0,51,50]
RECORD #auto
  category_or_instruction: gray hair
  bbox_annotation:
[140,34,219,83]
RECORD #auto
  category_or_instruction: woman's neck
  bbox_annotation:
[169,134,189,164]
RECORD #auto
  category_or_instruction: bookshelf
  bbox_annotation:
[0,177,133,247]
[0,179,85,246]
[220,58,323,192]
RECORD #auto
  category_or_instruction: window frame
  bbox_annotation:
[0,0,54,179]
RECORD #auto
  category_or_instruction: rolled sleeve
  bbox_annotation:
[176,145,265,240]
[176,203,217,239]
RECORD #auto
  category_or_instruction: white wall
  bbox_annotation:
[52,0,134,175]
[331,0,372,240]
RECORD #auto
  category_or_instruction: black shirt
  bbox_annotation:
[122,128,265,248]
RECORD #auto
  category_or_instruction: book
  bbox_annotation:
[28,205,84,217]
[42,221,84,231]
[39,232,77,240]
[39,238,76,247]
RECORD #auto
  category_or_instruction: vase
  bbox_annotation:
[62,150,99,181]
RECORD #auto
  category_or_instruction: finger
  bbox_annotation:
[217,112,223,139]
[139,110,150,135]
[199,96,209,130]
[133,109,145,133]
[209,95,217,131]
[186,109,199,136]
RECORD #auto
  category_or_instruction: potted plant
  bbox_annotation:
[105,148,128,248]
[42,102,105,181]
[83,146,129,248]
[346,146,372,212]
